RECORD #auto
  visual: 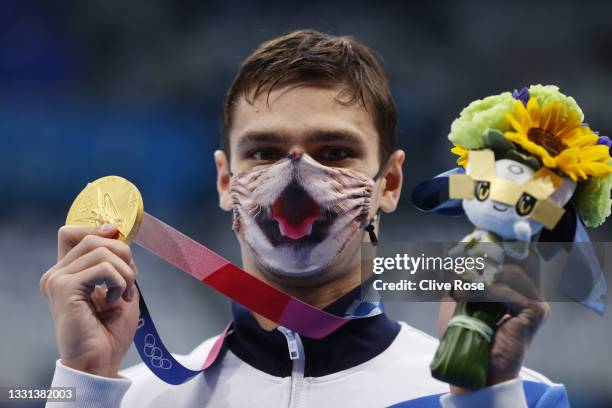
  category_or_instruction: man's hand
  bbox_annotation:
[438,256,549,394]
[40,224,140,378]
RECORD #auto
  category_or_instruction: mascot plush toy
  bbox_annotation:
[412,84,612,389]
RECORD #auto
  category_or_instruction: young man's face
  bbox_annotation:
[216,84,403,284]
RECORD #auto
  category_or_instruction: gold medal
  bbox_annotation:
[66,175,144,244]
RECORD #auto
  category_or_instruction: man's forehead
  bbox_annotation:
[229,85,379,149]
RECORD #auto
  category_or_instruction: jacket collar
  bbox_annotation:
[226,285,400,377]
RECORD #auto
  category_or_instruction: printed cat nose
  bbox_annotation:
[288,148,304,161]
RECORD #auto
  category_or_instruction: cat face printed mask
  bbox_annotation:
[230,150,376,277]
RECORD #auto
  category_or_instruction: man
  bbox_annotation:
[42,30,568,407]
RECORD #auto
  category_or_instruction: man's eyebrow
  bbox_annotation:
[236,131,289,147]
[236,129,366,147]
[304,129,365,146]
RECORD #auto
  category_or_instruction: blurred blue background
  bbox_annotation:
[1,0,611,406]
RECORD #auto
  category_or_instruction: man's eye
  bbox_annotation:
[250,149,280,161]
[319,147,351,162]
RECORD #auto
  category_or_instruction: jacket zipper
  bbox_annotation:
[278,327,305,408]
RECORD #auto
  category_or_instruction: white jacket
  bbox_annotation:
[48,317,567,408]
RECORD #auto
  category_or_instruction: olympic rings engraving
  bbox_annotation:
[143,333,172,370]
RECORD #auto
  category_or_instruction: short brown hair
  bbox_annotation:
[221,29,397,165]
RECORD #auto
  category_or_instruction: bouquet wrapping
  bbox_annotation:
[430,301,506,389]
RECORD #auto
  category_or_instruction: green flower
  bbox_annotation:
[528,84,584,122]
[448,92,515,149]
[574,159,612,228]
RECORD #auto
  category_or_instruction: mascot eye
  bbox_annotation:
[474,181,490,201]
[516,193,537,216]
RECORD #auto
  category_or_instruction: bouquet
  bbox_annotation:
[414,85,612,389]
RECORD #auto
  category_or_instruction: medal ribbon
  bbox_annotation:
[131,213,377,384]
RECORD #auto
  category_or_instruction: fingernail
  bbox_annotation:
[108,289,120,305]
[126,286,134,302]
[130,260,139,275]
[100,224,115,233]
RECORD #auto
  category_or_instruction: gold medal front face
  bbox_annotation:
[66,176,144,245]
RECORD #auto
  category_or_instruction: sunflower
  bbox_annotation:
[451,144,469,167]
[504,97,611,181]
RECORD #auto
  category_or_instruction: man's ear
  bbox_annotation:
[214,150,232,211]
[378,149,405,213]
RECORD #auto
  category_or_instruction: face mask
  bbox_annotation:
[230,150,377,277]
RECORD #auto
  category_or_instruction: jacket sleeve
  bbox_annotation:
[439,378,570,408]
[46,360,131,408]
